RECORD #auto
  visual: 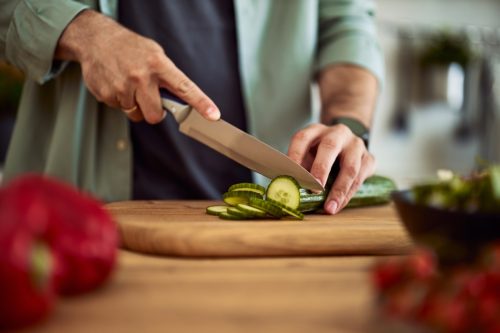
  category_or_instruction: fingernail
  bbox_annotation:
[326,200,338,214]
[206,107,220,120]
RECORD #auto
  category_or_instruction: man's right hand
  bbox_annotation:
[55,10,220,123]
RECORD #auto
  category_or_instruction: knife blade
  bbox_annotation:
[160,88,324,191]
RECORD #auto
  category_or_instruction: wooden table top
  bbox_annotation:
[22,251,415,333]
[21,202,417,333]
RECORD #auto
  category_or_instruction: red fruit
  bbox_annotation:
[424,293,472,333]
[383,282,429,320]
[41,179,118,295]
[407,248,437,281]
[477,290,500,328]
[0,189,58,330]
[372,258,406,291]
[3,175,118,295]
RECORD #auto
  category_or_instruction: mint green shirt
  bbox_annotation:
[0,0,383,202]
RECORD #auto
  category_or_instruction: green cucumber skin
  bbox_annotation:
[298,175,397,213]
[228,183,266,195]
[298,193,325,212]
[222,191,263,206]
[248,198,284,218]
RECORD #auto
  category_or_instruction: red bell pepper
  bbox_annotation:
[0,174,118,329]
[36,176,119,295]
[0,182,58,330]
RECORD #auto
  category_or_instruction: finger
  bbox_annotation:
[117,88,145,122]
[136,81,167,124]
[323,139,365,214]
[339,152,376,210]
[158,62,220,121]
[116,84,137,111]
[123,106,145,122]
[309,131,345,187]
[287,124,326,166]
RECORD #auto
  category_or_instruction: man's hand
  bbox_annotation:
[288,65,378,214]
[55,10,220,123]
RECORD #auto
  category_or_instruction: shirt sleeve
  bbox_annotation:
[0,0,89,84]
[316,0,384,85]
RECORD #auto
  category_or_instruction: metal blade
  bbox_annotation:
[178,111,324,192]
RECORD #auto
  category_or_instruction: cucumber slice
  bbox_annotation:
[266,199,305,220]
[223,191,262,206]
[228,183,266,196]
[227,206,250,218]
[206,205,230,216]
[248,197,283,217]
[281,206,305,220]
[218,211,250,220]
[236,204,267,217]
[266,176,301,209]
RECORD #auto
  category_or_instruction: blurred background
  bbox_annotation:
[0,0,499,188]
[371,0,500,187]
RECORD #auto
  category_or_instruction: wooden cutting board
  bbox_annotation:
[106,200,414,257]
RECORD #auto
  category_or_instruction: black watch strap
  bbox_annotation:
[329,117,370,148]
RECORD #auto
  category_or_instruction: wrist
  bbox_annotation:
[55,10,113,62]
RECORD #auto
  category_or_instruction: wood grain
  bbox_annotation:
[106,201,414,257]
[23,251,418,333]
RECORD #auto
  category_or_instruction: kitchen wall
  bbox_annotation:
[370,0,500,187]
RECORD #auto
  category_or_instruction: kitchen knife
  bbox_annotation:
[160,88,324,191]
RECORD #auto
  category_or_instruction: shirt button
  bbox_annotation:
[116,139,128,151]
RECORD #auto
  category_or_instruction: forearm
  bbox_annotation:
[318,65,378,129]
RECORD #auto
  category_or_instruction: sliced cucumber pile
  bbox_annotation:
[208,177,305,220]
[207,174,397,220]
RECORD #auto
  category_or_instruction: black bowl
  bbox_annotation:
[391,190,500,266]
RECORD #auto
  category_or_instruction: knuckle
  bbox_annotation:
[311,161,330,176]
[114,82,127,97]
[352,136,365,148]
[350,178,362,192]
[146,49,165,70]
[333,123,351,136]
[343,164,359,179]
[330,187,347,200]
[320,136,339,152]
[176,79,195,96]
[292,129,309,142]
[288,149,302,162]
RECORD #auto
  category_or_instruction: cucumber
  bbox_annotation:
[265,175,301,209]
[228,183,266,196]
[218,211,250,220]
[236,204,267,217]
[266,199,305,220]
[206,205,229,216]
[226,207,249,218]
[298,192,326,212]
[346,175,397,208]
[248,197,283,218]
[223,190,262,206]
[208,174,397,220]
